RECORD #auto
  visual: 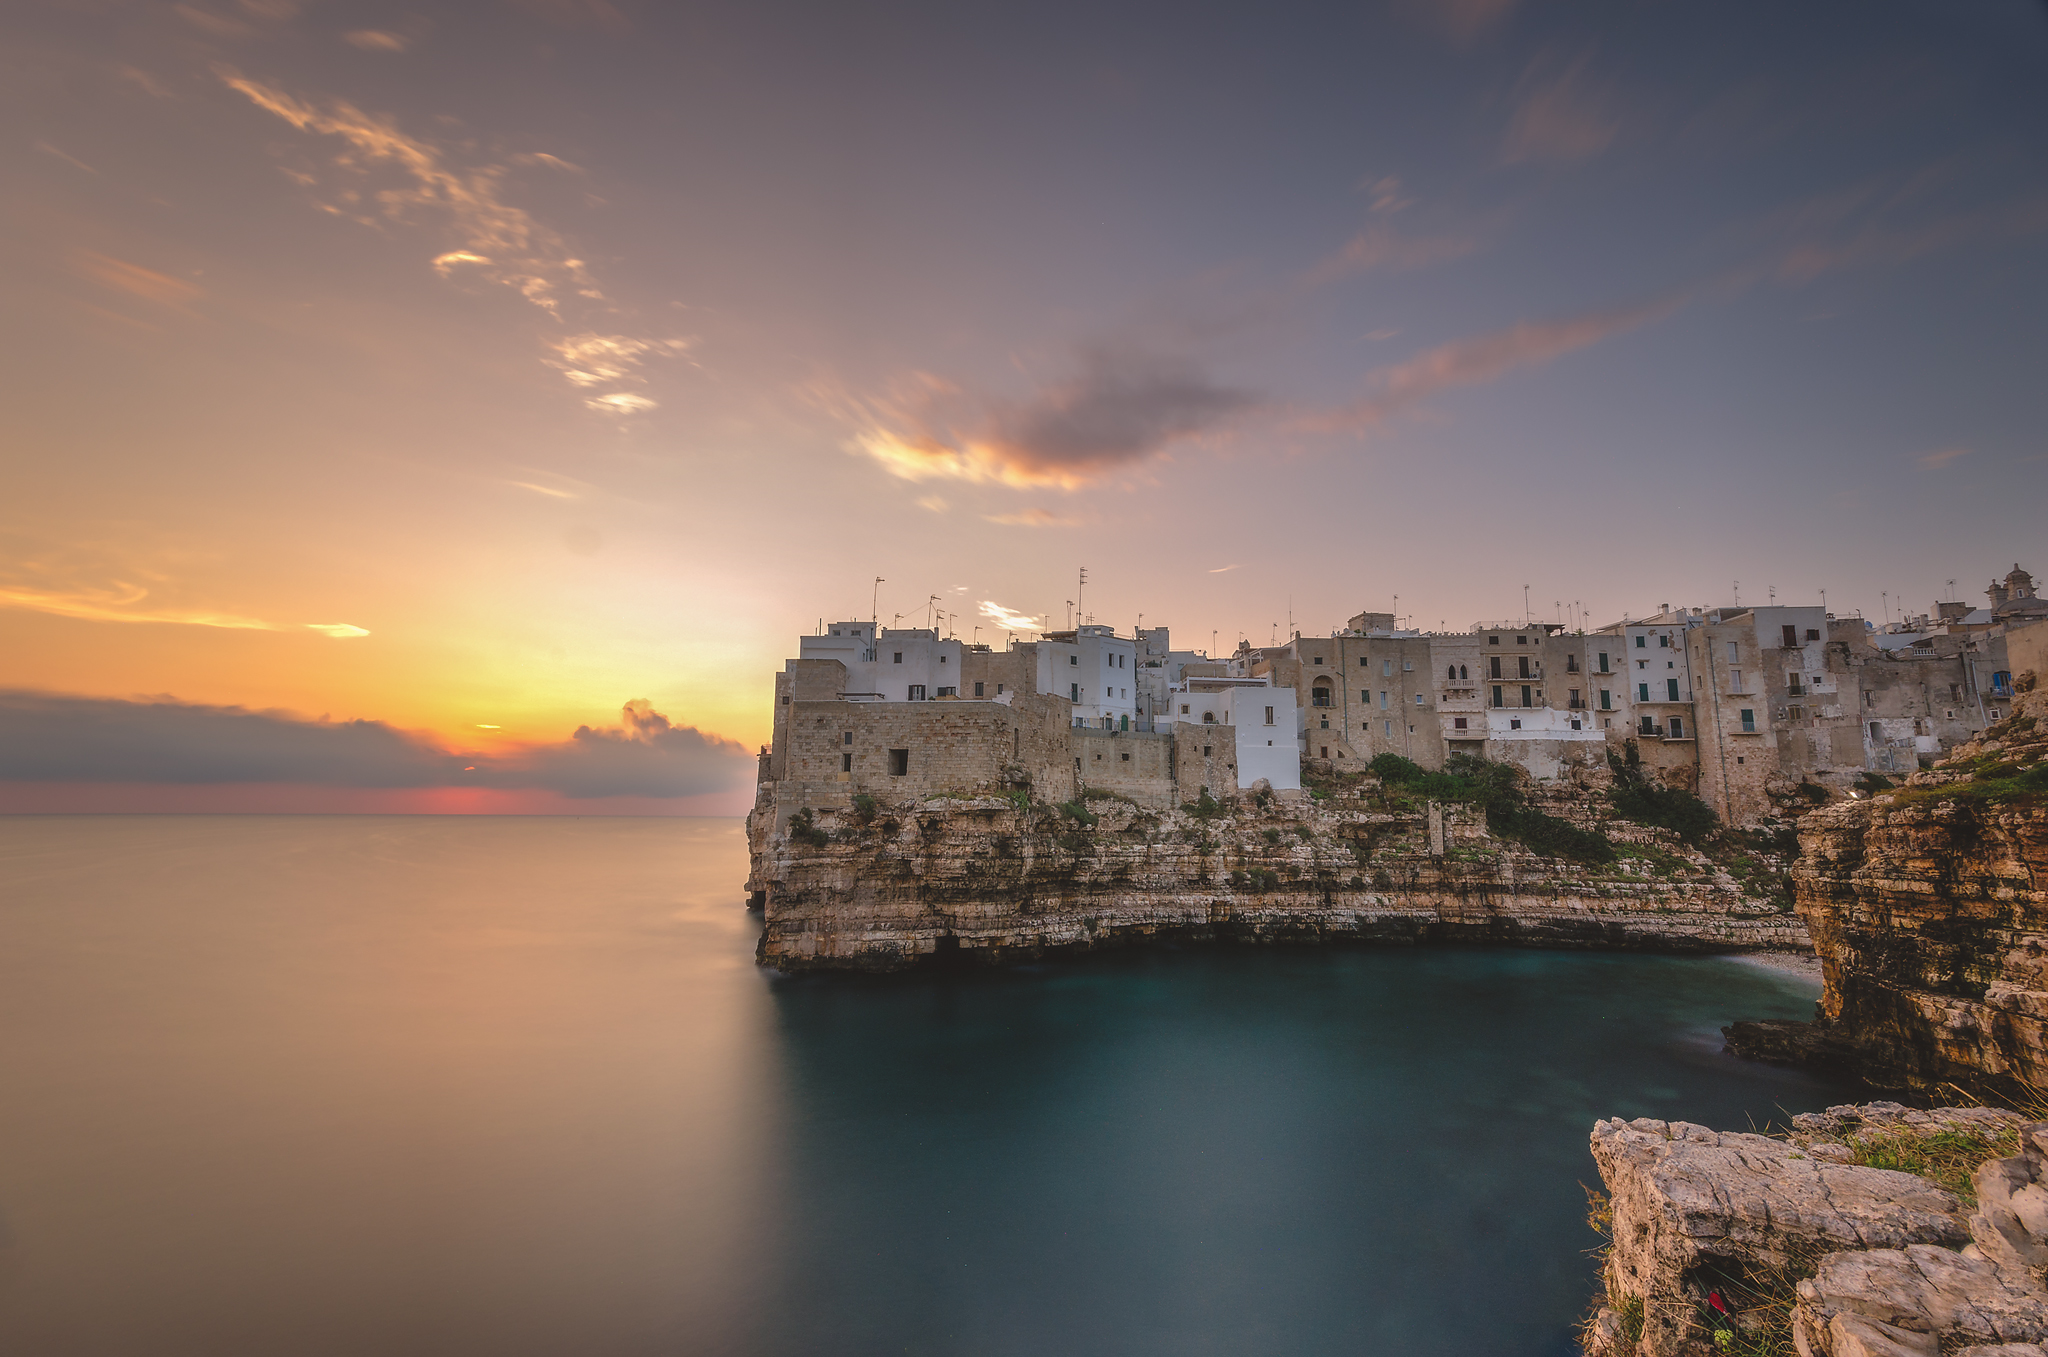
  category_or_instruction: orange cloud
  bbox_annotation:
[1306,296,1680,434]
[984,508,1080,527]
[844,351,1255,490]
[70,250,202,308]
[1917,447,1970,470]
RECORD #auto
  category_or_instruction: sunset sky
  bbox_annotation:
[4,0,2045,813]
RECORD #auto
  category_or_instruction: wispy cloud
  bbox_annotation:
[1398,0,1519,44]
[0,538,351,635]
[343,29,408,52]
[218,70,603,317]
[1305,296,1679,434]
[508,479,579,499]
[979,600,1044,632]
[984,508,1080,527]
[1917,446,1970,470]
[544,333,692,412]
[1501,52,1618,165]
[304,623,369,638]
[1208,563,1243,573]
[70,250,202,309]
[1777,197,2048,283]
[1305,222,1480,285]
[843,349,1256,490]
[35,141,99,175]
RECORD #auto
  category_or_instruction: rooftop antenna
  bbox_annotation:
[872,577,884,632]
[1733,580,1740,608]
[1077,566,1088,625]
[1882,590,1890,624]
[1769,584,1776,604]
[1555,599,1562,626]
[926,594,940,629]
[1213,629,1219,657]
[1523,584,1530,625]
[973,625,981,646]
[1287,594,1293,639]
[1393,594,1399,630]
[1947,578,1957,603]
[1065,599,1073,630]
[1820,588,1828,615]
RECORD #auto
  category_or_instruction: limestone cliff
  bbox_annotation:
[1583,1102,2048,1357]
[1730,681,2048,1097]
[747,775,1807,971]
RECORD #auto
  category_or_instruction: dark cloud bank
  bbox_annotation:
[0,692,751,800]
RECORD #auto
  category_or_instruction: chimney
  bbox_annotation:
[1988,579,2010,607]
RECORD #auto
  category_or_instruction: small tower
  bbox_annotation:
[2006,564,2036,601]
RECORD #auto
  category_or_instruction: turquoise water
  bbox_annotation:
[0,816,1848,1356]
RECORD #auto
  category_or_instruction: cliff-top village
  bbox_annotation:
[768,562,2047,829]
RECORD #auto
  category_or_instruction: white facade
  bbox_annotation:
[1156,679,1300,792]
[1613,611,1701,740]
[800,622,965,703]
[1036,625,1140,729]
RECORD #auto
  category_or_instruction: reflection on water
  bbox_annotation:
[0,817,1851,1357]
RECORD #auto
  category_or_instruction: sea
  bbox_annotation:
[0,815,1853,1357]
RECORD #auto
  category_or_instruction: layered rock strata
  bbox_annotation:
[1583,1102,2048,1357]
[747,786,1806,971]
[1729,682,2048,1096]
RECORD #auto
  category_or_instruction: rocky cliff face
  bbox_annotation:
[747,779,1807,971]
[1583,1102,2048,1357]
[1748,683,2048,1097]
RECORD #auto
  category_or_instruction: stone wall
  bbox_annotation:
[1073,729,1176,807]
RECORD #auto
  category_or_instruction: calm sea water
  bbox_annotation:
[0,816,1850,1357]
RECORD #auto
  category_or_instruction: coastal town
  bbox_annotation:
[767,563,2046,828]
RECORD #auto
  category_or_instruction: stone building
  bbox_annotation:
[763,616,1301,825]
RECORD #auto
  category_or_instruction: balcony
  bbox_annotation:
[1485,666,1545,683]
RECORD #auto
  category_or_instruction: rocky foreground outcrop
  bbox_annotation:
[1728,682,2048,1098]
[747,782,1806,971]
[1584,1102,2048,1357]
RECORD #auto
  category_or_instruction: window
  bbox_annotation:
[1635,635,1646,648]
[1313,656,1323,665]
[1264,706,1275,725]
[1566,655,1578,672]
[887,749,909,776]
[1382,659,1393,676]
[1510,718,1521,729]
[1403,660,1413,671]
[843,731,853,745]
[1728,642,1739,662]
[938,655,947,664]
[1868,721,1881,740]
[1569,688,1580,708]
[974,682,985,697]
[1361,690,1370,703]
[1782,624,1799,648]
[841,753,853,772]
[1448,665,1457,681]
[1453,717,1468,730]
[780,695,790,705]
[1517,656,1531,679]
[1181,704,1189,715]
[907,684,926,701]
[1312,685,1331,707]
[1490,657,1502,679]
[996,684,1005,695]
[1740,710,1755,732]
[1597,652,1609,672]
[1489,635,1500,645]
[1459,665,1469,680]
[1492,685,1504,707]
[1203,745,1212,756]
[1517,636,1527,646]
[1669,717,1684,738]
[1637,660,1647,670]
[1203,712,1216,724]
[894,652,903,664]
[1384,720,1393,736]
[1638,683,1650,702]
[1731,670,1743,692]
[1071,683,1080,701]
[1600,690,1611,710]
[1379,691,1389,709]
[1521,685,1532,708]
[1658,634,1669,648]
[1414,693,1424,705]
[1993,671,2014,694]
[1788,705,1805,720]
[1805,628,1820,641]
[1667,678,1680,701]
[1319,717,1329,729]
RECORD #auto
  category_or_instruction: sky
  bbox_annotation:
[3,0,2046,814]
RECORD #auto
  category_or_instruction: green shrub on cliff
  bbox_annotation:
[787,808,833,848]
[1057,800,1099,828]
[1607,743,1719,844]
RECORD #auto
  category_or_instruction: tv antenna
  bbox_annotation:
[1076,566,1088,625]
[1522,584,1530,624]
[872,576,884,630]
[1065,599,1073,630]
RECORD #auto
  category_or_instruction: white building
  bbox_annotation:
[1035,625,1139,729]
[800,622,968,703]
[1154,677,1300,792]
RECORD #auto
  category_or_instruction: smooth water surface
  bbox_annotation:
[0,816,1850,1356]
